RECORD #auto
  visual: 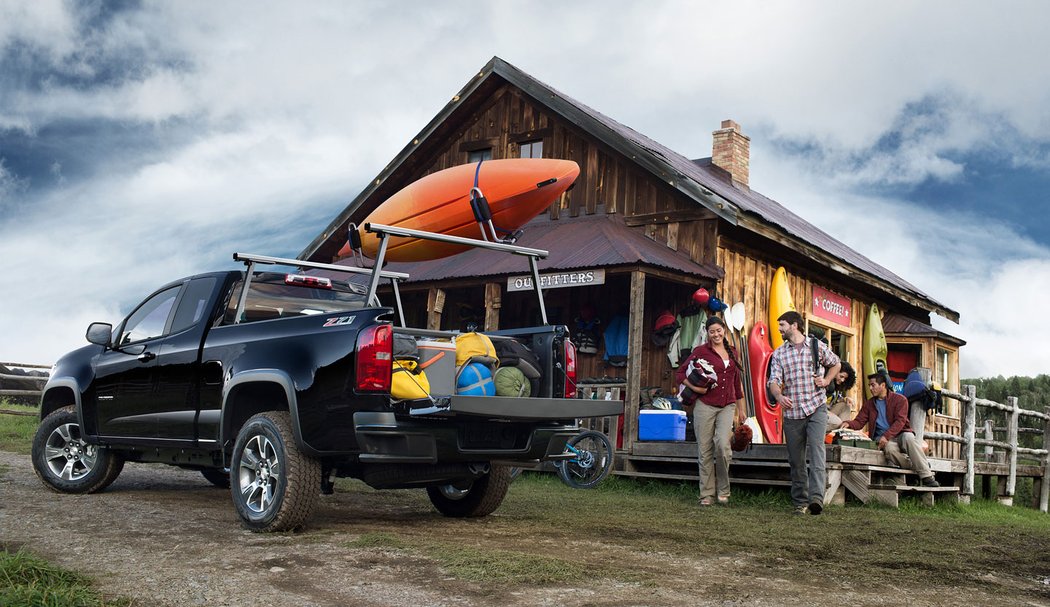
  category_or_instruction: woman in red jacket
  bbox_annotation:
[678,316,745,506]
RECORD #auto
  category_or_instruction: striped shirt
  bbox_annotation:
[768,338,841,419]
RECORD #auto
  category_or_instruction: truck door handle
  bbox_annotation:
[138,351,157,363]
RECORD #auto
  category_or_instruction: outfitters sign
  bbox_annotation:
[507,269,605,292]
[811,286,851,326]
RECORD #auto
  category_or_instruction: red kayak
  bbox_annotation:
[748,322,782,444]
[339,158,580,262]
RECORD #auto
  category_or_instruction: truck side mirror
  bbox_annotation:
[86,322,113,347]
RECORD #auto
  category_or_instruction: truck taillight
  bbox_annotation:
[356,324,392,392]
[563,338,577,399]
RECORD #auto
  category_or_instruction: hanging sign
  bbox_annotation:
[507,269,605,292]
[811,286,852,325]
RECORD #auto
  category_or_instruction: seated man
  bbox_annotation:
[840,372,939,487]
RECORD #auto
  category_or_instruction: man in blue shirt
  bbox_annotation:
[840,373,938,487]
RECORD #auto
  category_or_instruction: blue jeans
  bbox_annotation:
[783,404,828,507]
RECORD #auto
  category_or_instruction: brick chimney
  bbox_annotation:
[711,119,750,187]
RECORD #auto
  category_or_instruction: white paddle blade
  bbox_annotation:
[745,417,764,443]
[731,302,746,331]
[722,305,734,331]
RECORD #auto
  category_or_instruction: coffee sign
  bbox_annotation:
[811,286,851,325]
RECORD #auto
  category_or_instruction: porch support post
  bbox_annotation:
[427,288,445,331]
[623,270,646,454]
[484,283,501,332]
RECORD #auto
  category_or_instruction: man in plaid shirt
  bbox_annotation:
[768,311,841,515]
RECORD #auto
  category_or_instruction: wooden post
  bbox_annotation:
[1041,406,1050,513]
[426,288,445,331]
[983,419,995,461]
[1003,396,1019,506]
[961,384,976,503]
[622,271,646,454]
[483,283,501,332]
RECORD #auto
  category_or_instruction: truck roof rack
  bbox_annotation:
[363,223,552,325]
[231,252,409,325]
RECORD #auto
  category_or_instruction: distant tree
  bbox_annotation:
[962,374,1050,453]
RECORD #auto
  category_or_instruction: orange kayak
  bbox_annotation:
[341,159,580,262]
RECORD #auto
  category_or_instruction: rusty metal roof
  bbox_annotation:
[883,313,966,346]
[351,213,722,284]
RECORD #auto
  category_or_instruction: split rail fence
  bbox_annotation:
[915,385,1050,511]
[0,362,50,415]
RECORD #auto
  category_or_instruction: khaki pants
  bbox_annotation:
[825,398,852,432]
[693,402,736,500]
[884,431,933,479]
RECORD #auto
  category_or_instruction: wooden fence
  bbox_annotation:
[925,385,1050,512]
[0,362,49,412]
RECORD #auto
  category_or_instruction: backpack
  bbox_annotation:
[391,359,431,401]
[455,332,499,368]
[493,339,542,379]
[901,367,943,415]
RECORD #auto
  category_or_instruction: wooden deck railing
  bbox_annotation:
[924,385,1050,511]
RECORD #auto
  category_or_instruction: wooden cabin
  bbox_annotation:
[299,56,965,477]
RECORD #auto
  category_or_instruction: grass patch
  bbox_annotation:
[346,532,408,550]
[426,545,603,585]
[0,547,130,607]
[0,402,38,455]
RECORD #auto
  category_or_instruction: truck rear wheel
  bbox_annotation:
[31,406,124,494]
[426,465,511,518]
[230,411,320,532]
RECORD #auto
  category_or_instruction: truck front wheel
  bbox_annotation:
[31,406,124,494]
[230,411,320,532]
[426,465,511,518]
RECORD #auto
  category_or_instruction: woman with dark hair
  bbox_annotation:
[675,315,744,506]
[826,360,856,431]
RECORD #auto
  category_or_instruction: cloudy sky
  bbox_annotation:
[1,1,1048,379]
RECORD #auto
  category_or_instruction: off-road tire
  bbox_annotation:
[230,411,320,532]
[426,465,512,517]
[200,467,231,488]
[31,406,124,494]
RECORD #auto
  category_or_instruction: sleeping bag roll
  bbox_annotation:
[456,362,495,396]
[494,366,531,397]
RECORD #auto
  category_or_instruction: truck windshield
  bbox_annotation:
[223,272,369,324]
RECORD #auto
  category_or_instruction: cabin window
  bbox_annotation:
[806,321,851,364]
[518,139,543,158]
[936,347,953,386]
[467,148,492,163]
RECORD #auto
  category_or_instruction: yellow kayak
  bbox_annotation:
[862,303,888,398]
[768,267,796,349]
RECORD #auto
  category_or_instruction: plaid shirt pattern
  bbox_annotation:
[768,338,841,419]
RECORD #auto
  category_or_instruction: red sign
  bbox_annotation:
[811,286,852,325]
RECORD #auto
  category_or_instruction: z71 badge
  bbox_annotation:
[322,315,356,327]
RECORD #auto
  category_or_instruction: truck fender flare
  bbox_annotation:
[40,377,86,428]
[220,370,305,448]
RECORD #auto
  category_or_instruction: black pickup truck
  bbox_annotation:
[32,225,623,531]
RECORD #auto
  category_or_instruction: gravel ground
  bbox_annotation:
[0,450,1038,607]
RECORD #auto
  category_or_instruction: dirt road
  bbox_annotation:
[0,450,1042,606]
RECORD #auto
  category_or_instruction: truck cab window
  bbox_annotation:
[120,286,181,345]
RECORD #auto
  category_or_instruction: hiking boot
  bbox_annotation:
[793,505,809,516]
[808,501,823,515]
[921,476,940,488]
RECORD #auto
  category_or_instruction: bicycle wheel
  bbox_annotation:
[556,430,613,489]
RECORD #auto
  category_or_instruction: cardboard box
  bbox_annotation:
[417,338,456,396]
[638,410,687,441]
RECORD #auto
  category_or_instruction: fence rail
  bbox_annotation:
[934,386,1050,512]
[0,362,50,400]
